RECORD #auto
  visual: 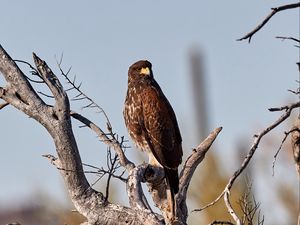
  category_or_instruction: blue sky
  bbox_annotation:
[0,1,299,224]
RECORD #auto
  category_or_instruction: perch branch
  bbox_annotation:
[70,111,166,223]
[127,164,151,210]
[237,3,300,43]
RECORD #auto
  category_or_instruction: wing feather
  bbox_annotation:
[141,83,182,169]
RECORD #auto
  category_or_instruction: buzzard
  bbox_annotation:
[123,60,183,213]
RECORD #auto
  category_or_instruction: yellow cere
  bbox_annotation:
[140,67,150,75]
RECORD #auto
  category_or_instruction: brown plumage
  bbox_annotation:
[123,60,183,205]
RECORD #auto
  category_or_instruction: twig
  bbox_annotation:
[288,89,300,95]
[43,153,127,185]
[42,154,62,169]
[238,180,264,225]
[14,59,44,83]
[90,173,106,188]
[276,36,300,43]
[84,169,126,183]
[0,102,9,110]
[14,59,45,80]
[70,111,135,171]
[268,105,290,112]
[55,58,113,130]
[105,148,119,202]
[237,3,300,43]
[83,162,127,183]
[37,91,54,98]
[193,193,224,212]
[272,128,299,176]
[14,59,39,74]
[209,221,234,225]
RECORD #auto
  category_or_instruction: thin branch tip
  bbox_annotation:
[216,126,223,132]
[0,102,9,110]
[32,53,44,66]
[238,3,300,43]
[42,154,57,160]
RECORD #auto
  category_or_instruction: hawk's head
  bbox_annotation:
[128,60,153,82]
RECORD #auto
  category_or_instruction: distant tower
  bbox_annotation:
[189,48,209,141]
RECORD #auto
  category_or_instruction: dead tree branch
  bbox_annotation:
[105,148,121,202]
[195,102,300,222]
[176,127,222,222]
[238,182,264,225]
[276,36,300,43]
[272,128,299,176]
[70,111,135,171]
[224,188,242,225]
[56,58,113,129]
[72,108,222,224]
[237,2,300,43]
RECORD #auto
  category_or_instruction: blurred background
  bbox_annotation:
[0,1,299,225]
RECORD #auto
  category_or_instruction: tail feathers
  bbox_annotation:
[164,168,179,217]
[165,168,179,194]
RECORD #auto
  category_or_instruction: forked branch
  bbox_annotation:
[176,127,222,222]
[237,3,300,43]
[70,111,135,170]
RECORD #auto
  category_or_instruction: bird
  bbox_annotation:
[123,60,183,215]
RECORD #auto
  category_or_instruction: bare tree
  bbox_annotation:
[0,44,222,225]
[0,3,299,225]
